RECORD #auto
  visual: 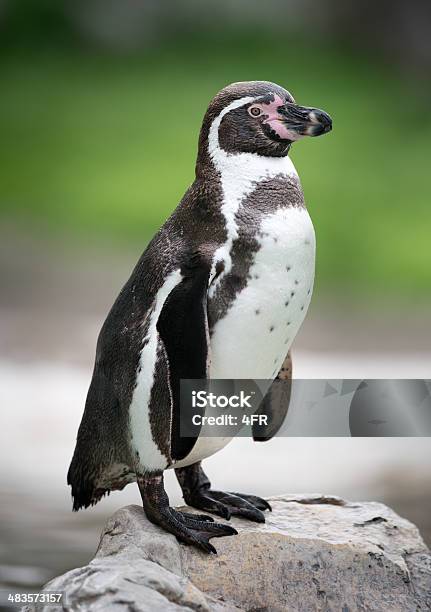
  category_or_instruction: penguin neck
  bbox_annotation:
[197,145,296,179]
[195,141,298,207]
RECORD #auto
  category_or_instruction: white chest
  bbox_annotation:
[175,206,316,469]
[210,206,315,379]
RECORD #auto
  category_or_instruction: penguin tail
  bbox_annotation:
[67,451,109,511]
[67,367,133,510]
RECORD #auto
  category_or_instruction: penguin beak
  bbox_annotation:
[278,103,332,138]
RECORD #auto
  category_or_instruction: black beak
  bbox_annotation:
[279,103,332,137]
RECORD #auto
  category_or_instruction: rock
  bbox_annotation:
[24,494,431,611]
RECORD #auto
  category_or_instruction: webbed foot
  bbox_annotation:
[138,473,237,554]
[175,462,272,523]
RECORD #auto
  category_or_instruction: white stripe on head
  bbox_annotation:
[208,96,255,158]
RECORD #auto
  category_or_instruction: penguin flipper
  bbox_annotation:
[252,351,292,442]
[157,251,212,462]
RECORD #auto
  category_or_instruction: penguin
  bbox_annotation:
[68,81,332,553]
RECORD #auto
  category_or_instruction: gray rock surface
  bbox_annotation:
[25,494,431,611]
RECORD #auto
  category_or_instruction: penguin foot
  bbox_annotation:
[229,492,272,512]
[175,462,272,523]
[183,489,268,522]
[138,472,237,554]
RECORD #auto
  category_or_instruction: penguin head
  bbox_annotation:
[200,81,332,161]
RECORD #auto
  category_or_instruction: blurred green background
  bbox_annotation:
[0,0,430,299]
[1,2,431,593]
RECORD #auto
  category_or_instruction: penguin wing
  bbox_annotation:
[252,351,292,442]
[157,250,212,461]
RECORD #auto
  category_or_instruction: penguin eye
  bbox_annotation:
[249,106,262,117]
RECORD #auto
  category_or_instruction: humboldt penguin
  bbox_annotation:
[68,81,332,553]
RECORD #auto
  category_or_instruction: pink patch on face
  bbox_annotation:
[250,94,303,141]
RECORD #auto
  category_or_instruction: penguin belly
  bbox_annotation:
[210,206,315,379]
[173,206,315,469]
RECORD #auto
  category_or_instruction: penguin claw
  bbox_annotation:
[175,512,237,554]
[229,492,272,512]
[223,504,265,523]
[147,508,236,553]
[199,540,217,555]
[173,509,237,535]
[185,490,270,523]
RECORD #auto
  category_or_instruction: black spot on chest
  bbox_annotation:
[208,174,305,328]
